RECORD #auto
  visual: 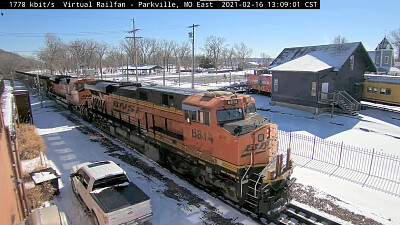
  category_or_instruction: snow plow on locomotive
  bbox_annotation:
[15,71,295,217]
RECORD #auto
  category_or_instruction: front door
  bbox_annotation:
[321,82,329,100]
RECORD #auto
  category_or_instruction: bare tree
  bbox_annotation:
[69,40,87,75]
[137,38,157,65]
[332,35,348,44]
[203,36,227,72]
[58,43,73,75]
[96,42,108,79]
[260,52,271,67]
[83,39,98,70]
[173,41,191,85]
[120,38,135,67]
[159,39,175,71]
[390,28,400,61]
[104,46,123,73]
[221,46,236,70]
[37,34,63,74]
[234,42,253,69]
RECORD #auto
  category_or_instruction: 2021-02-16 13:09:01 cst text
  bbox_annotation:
[221,1,318,8]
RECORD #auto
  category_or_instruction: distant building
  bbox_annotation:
[368,37,400,75]
[119,65,163,75]
[269,42,376,114]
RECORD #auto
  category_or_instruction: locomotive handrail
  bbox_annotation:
[240,152,253,197]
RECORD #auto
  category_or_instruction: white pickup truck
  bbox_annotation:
[70,161,152,225]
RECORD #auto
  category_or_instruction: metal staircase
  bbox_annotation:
[320,90,361,116]
[244,172,264,210]
[332,91,361,116]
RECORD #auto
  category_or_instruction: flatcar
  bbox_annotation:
[16,71,295,217]
[247,69,272,94]
[363,75,400,105]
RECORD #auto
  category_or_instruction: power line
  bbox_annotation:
[189,24,200,89]
[125,18,142,83]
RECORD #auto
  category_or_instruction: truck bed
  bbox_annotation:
[91,182,150,213]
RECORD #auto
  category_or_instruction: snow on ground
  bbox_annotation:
[29,96,258,225]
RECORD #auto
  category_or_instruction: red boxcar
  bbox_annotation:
[247,74,272,94]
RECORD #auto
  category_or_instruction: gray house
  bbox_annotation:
[269,42,376,114]
[368,37,400,75]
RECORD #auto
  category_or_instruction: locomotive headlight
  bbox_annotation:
[227,99,238,105]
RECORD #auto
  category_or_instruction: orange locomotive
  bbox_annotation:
[84,81,294,216]
[49,76,96,109]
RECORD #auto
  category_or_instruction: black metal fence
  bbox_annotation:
[278,130,400,197]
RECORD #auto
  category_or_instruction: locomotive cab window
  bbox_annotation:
[216,108,243,123]
[245,103,256,118]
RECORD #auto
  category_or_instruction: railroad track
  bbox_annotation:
[275,204,341,225]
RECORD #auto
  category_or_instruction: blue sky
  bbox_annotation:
[1,0,399,59]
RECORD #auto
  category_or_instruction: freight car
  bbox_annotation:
[16,71,295,217]
[247,69,272,94]
[363,75,400,105]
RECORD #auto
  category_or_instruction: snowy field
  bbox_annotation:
[7,70,400,224]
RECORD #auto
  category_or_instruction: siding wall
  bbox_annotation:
[0,120,24,224]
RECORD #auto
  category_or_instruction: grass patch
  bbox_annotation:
[25,181,57,210]
[17,124,46,160]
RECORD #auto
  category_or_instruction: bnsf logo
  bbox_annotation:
[244,142,268,152]
[113,100,135,112]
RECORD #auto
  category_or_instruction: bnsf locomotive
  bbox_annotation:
[16,71,295,217]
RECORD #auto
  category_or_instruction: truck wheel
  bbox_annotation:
[71,179,78,196]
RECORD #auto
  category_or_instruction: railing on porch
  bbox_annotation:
[319,90,361,115]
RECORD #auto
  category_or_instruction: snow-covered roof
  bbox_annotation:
[269,54,333,73]
[119,65,163,70]
[270,42,376,72]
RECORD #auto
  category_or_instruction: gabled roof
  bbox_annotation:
[375,37,394,50]
[269,42,376,72]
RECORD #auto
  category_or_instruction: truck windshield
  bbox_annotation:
[216,108,243,123]
[93,173,129,190]
[245,103,257,118]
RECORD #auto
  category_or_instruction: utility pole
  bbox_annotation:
[126,18,142,83]
[189,24,200,89]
